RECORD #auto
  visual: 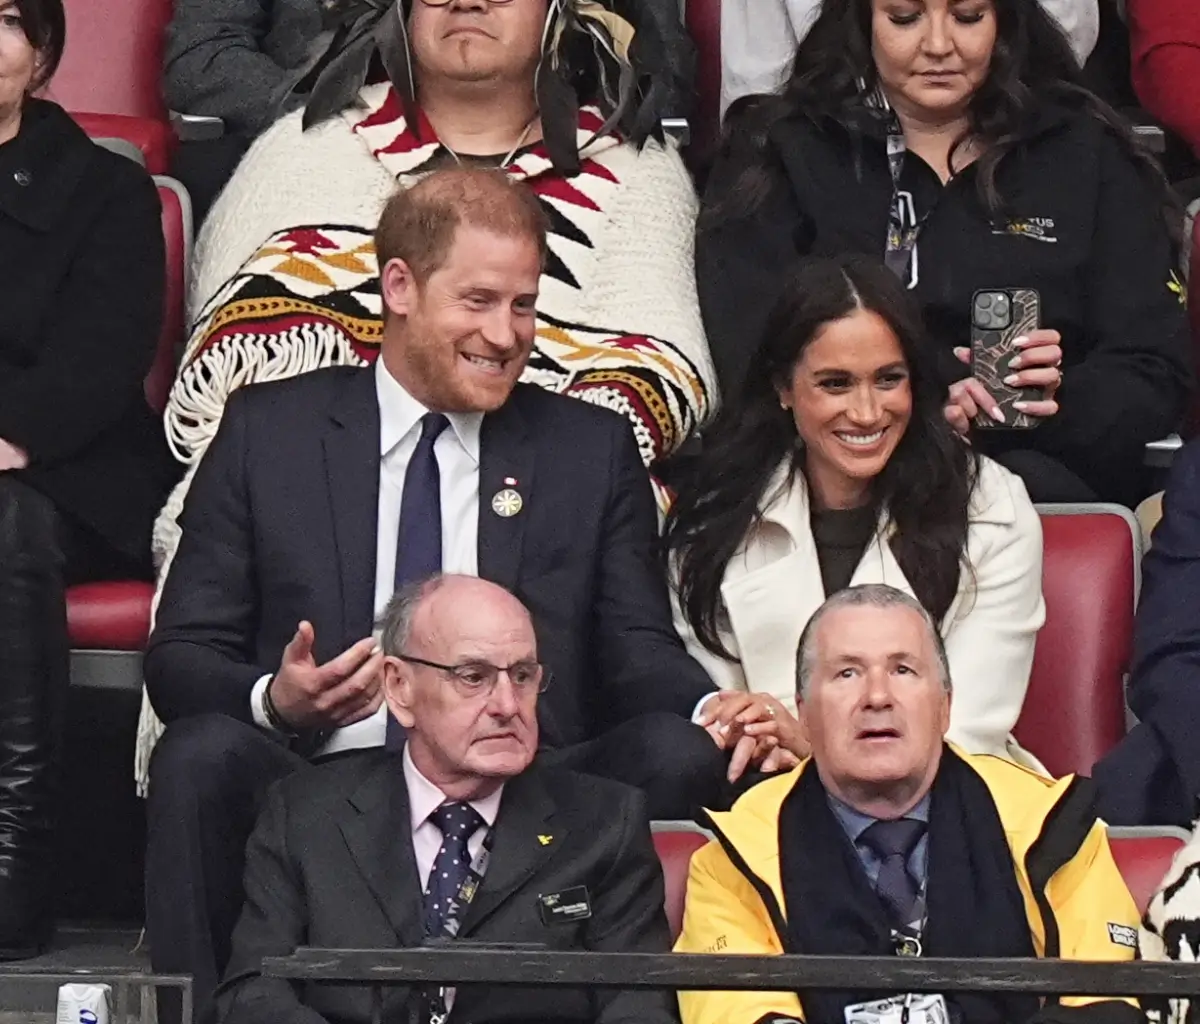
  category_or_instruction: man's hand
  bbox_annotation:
[0,439,29,472]
[698,691,805,782]
[268,621,384,730]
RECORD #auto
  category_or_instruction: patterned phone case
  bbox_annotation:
[970,288,1041,430]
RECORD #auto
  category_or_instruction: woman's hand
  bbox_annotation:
[0,439,28,472]
[697,691,806,780]
[730,692,810,767]
[943,330,1064,436]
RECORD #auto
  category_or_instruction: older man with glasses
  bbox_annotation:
[214,573,679,1024]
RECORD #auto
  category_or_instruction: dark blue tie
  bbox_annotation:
[423,801,484,937]
[386,412,449,750]
[860,818,927,928]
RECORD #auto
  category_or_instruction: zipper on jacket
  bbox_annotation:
[700,809,792,949]
[1022,775,1100,1002]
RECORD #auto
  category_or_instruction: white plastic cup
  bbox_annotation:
[55,982,111,1024]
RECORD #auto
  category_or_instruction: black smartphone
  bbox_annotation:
[969,288,1042,430]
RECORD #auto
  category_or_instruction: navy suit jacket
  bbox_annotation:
[1095,438,1200,825]
[145,367,712,749]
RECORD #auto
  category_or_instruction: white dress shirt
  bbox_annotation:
[718,0,1101,117]
[251,360,484,753]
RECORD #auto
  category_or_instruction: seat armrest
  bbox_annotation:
[662,117,691,147]
[1145,433,1183,469]
[170,112,226,142]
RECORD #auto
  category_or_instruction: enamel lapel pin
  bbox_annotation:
[491,476,523,518]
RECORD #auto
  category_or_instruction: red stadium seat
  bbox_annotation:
[73,112,174,176]
[1108,827,1188,916]
[48,0,175,175]
[49,0,170,121]
[684,0,722,158]
[65,177,191,684]
[653,824,711,941]
[653,824,1182,937]
[1014,505,1138,779]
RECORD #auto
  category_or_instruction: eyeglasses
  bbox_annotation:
[398,654,549,698]
[418,0,516,6]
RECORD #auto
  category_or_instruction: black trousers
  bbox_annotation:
[0,477,142,950]
[145,711,726,1023]
[988,449,1100,504]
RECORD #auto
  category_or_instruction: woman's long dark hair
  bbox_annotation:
[664,254,978,661]
[707,0,1175,235]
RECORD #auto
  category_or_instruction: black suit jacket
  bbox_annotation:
[145,366,711,747]
[1095,437,1200,826]
[215,754,679,1024]
[0,100,175,564]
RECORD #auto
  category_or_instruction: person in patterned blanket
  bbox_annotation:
[137,0,718,780]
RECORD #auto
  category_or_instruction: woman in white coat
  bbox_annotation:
[666,255,1045,768]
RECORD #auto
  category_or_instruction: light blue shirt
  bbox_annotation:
[828,793,931,891]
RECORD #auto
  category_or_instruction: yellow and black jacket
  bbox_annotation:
[675,750,1141,1024]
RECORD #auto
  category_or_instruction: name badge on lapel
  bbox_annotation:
[537,886,592,925]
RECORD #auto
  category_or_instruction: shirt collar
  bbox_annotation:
[828,790,931,845]
[375,358,482,466]
[403,744,504,832]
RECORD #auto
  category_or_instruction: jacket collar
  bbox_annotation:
[0,99,95,232]
[754,455,1018,544]
[336,753,562,942]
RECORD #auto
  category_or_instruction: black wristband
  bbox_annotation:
[263,676,301,738]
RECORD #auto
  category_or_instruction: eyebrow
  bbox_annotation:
[810,361,908,377]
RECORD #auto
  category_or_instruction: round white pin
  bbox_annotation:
[492,489,523,517]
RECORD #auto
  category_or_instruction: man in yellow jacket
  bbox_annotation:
[675,584,1142,1024]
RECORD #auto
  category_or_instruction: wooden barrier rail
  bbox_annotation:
[264,946,1200,998]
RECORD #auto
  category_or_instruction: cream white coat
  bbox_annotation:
[673,455,1046,768]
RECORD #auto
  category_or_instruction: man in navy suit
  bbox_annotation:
[1095,437,1200,826]
[143,168,779,1021]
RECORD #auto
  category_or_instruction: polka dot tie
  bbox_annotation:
[423,801,484,937]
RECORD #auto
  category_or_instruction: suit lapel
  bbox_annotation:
[462,769,560,934]
[336,755,426,946]
[323,370,382,641]
[477,394,533,591]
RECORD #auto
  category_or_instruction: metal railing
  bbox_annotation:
[0,967,193,1024]
[265,946,1200,999]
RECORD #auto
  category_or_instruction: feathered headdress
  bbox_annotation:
[284,0,695,174]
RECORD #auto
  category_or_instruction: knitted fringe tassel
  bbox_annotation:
[166,322,368,464]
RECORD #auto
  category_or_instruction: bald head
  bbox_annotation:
[374,167,548,285]
[379,575,540,797]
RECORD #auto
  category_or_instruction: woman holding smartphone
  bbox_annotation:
[666,255,1045,767]
[698,0,1191,507]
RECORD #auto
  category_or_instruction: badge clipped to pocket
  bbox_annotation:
[537,886,592,926]
[844,994,949,1024]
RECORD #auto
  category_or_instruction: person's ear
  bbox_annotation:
[938,688,952,736]
[796,693,812,750]
[383,656,417,729]
[380,257,419,320]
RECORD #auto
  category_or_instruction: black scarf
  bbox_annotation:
[778,748,1040,1024]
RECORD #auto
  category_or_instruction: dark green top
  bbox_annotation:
[810,504,879,597]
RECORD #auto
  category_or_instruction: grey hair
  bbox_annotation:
[376,574,452,656]
[794,584,952,699]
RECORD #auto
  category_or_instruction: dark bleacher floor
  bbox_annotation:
[0,923,149,1020]
[0,684,158,1018]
